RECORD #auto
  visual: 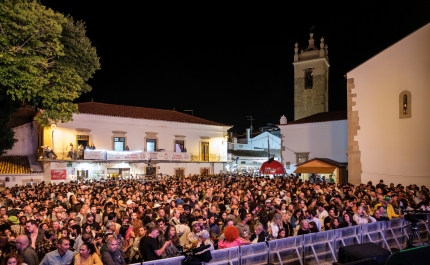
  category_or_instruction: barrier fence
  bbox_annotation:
[131,217,430,265]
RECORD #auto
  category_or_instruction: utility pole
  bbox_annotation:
[246,116,254,144]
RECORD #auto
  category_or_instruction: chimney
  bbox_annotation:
[280,115,287,125]
[246,128,250,143]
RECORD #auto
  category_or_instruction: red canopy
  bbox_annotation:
[259,160,285,175]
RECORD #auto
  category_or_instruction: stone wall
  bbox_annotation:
[294,74,327,120]
[346,78,361,185]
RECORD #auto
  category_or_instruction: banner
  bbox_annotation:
[106,151,146,160]
[51,170,66,180]
[84,150,106,160]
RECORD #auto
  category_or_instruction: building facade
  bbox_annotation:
[2,102,230,186]
[347,23,430,187]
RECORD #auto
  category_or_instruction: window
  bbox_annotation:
[285,162,291,169]
[146,139,157,152]
[295,152,310,164]
[399,91,411,119]
[201,142,209,161]
[113,137,125,151]
[305,68,313,89]
[175,140,185,152]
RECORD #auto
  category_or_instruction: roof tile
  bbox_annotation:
[0,156,31,174]
[77,102,227,126]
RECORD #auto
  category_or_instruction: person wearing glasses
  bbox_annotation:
[15,235,38,265]
[73,242,102,265]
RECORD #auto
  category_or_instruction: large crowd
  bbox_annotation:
[0,174,428,265]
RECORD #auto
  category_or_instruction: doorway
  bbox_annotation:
[201,142,209,161]
[146,166,156,176]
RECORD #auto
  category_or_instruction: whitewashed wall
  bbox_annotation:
[280,120,348,174]
[6,122,38,156]
[348,23,430,188]
[51,114,229,157]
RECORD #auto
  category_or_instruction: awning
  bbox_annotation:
[294,166,336,174]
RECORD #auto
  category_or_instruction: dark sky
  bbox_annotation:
[41,1,430,133]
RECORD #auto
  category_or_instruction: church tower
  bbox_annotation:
[293,33,329,120]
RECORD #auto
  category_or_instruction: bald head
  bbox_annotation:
[16,235,29,250]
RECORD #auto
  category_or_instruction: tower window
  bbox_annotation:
[305,68,313,89]
[399,91,411,119]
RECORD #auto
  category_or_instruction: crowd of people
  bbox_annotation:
[0,174,428,265]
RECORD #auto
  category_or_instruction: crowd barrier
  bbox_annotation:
[130,216,430,265]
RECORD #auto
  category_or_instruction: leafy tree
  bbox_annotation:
[0,0,100,154]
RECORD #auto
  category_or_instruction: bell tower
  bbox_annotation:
[293,33,329,120]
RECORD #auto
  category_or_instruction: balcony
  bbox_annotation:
[39,149,228,163]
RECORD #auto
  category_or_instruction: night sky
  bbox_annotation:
[41,1,430,133]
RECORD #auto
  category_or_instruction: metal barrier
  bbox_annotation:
[361,221,390,250]
[333,226,361,258]
[130,218,430,265]
[130,256,184,265]
[239,242,268,265]
[268,235,303,265]
[205,246,240,265]
[384,217,404,250]
[303,230,336,264]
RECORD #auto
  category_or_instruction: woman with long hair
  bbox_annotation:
[291,209,303,230]
[339,213,357,228]
[281,213,294,237]
[161,225,181,258]
[74,241,103,265]
[129,226,146,263]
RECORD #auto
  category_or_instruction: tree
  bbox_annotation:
[0,0,100,154]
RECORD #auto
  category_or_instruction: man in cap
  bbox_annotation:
[184,221,201,252]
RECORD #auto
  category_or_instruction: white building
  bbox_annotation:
[346,23,430,187]
[278,111,348,181]
[2,102,231,187]
[227,128,282,175]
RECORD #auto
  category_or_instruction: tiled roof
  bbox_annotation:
[279,110,347,126]
[0,156,31,174]
[77,102,227,126]
[296,157,347,167]
[8,107,37,129]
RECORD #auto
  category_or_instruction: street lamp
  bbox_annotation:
[51,123,56,152]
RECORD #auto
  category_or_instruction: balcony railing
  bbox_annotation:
[39,149,228,162]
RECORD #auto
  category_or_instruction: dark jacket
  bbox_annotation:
[250,232,266,243]
[26,228,45,249]
[102,248,126,265]
[18,245,39,265]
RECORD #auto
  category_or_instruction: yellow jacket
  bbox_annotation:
[373,203,399,219]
